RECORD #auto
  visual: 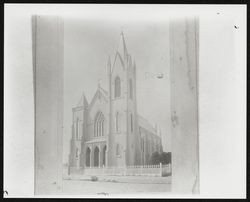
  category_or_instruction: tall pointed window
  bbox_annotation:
[141,137,144,152]
[94,112,105,137]
[130,113,133,133]
[76,118,79,139]
[114,76,121,98]
[115,112,120,133]
[76,148,79,158]
[129,79,133,99]
[116,144,121,156]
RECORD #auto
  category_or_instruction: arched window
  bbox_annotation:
[76,148,79,158]
[114,76,121,98]
[101,119,104,136]
[141,138,143,151]
[115,112,120,133]
[130,113,133,133]
[141,138,144,152]
[116,144,120,156]
[94,112,105,137]
[76,118,79,139]
[129,79,133,99]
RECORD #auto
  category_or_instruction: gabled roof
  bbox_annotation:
[88,86,108,110]
[112,52,125,73]
[99,86,108,96]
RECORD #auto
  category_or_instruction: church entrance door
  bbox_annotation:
[86,147,91,167]
[94,146,99,167]
[103,145,107,167]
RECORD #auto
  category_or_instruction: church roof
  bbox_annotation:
[138,114,158,137]
[88,85,108,109]
[99,86,108,96]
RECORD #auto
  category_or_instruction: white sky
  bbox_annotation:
[63,17,171,163]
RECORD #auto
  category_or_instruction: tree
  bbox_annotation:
[160,152,171,165]
[150,151,172,165]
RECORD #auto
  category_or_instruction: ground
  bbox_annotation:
[60,175,171,196]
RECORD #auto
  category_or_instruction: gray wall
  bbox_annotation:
[32,16,64,195]
[170,17,199,194]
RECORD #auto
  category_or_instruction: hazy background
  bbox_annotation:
[63,17,171,164]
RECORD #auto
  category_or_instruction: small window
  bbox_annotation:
[114,76,121,98]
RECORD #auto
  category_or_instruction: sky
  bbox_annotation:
[63,17,171,163]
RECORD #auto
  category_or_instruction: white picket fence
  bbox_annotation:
[82,163,171,177]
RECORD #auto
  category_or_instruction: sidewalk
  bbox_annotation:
[64,174,171,184]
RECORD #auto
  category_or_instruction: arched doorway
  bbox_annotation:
[102,145,107,167]
[94,146,100,167]
[86,147,91,167]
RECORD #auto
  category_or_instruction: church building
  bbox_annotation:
[68,32,163,170]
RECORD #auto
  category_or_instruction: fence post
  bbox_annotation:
[159,163,162,177]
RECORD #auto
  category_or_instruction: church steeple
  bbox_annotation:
[117,31,128,60]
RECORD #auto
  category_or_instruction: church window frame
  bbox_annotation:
[130,113,133,133]
[76,117,79,140]
[116,144,121,156]
[94,111,105,137]
[76,148,79,158]
[114,76,121,98]
[141,137,145,153]
[115,111,120,133]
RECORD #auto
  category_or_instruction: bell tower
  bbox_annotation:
[107,32,140,167]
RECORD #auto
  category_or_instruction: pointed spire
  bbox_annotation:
[117,31,128,60]
[77,92,88,108]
